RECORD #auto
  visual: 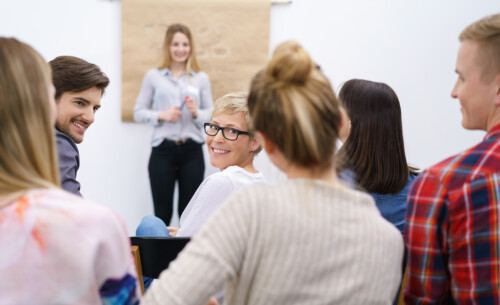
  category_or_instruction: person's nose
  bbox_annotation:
[82,108,95,124]
[214,129,226,142]
[451,80,459,99]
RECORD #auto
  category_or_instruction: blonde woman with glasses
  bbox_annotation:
[137,92,265,238]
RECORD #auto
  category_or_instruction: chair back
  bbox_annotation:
[130,236,191,278]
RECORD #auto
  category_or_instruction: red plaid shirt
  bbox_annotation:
[405,123,500,304]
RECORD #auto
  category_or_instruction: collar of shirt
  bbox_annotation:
[161,68,195,78]
[485,123,500,141]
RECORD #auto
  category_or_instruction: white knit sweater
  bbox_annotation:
[142,179,404,305]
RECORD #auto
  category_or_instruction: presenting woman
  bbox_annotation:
[134,23,213,225]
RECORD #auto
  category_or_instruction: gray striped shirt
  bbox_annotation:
[134,68,213,146]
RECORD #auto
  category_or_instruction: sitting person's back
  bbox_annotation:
[0,37,138,304]
[1,189,137,304]
[337,79,419,233]
[142,40,403,305]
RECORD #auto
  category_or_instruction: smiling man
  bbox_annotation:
[49,56,109,196]
[405,14,500,304]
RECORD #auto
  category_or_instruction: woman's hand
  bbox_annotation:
[184,96,199,118]
[167,226,179,237]
[205,297,219,305]
[158,106,181,122]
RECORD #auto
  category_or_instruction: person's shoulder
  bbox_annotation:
[222,166,266,183]
[147,68,163,74]
[420,138,500,189]
[203,170,234,187]
[144,68,164,79]
[221,165,248,176]
[37,189,119,223]
[55,129,78,153]
[193,70,210,81]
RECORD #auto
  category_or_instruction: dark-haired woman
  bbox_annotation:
[337,79,418,233]
[142,41,403,305]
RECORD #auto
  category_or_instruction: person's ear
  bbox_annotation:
[258,131,274,154]
[338,106,350,143]
[495,74,500,105]
[249,135,261,153]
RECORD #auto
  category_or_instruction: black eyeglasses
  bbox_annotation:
[204,123,250,141]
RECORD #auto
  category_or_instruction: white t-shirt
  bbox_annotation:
[177,165,266,237]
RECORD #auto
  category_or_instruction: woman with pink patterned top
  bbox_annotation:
[0,37,139,305]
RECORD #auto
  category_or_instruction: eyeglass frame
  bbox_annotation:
[203,123,250,141]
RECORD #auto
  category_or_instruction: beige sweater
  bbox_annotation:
[142,179,404,305]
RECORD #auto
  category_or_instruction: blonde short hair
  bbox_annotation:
[211,92,262,155]
[0,37,59,198]
[459,13,500,81]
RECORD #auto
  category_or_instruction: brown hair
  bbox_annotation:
[0,37,59,198]
[336,79,418,194]
[158,23,201,74]
[49,55,109,99]
[247,40,340,169]
[459,13,500,81]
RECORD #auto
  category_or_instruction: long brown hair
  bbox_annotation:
[336,79,418,194]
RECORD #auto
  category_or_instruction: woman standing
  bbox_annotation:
[142,41,403,305]
[134,24,213,225]
[336,79,418,233]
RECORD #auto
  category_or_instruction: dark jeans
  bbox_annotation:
[148,139,205,225]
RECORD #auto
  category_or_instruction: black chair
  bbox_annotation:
[130,236,191,293]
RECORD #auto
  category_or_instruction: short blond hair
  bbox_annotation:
[211,92,262,155]
[0,37,59,198]
[459,13,500,81]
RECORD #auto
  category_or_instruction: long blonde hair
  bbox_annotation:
[0,37,59,200]
[158,23,201,74]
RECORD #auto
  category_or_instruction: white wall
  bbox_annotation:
[0,0,499,234]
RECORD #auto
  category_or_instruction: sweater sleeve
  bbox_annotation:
[141,189,253,305]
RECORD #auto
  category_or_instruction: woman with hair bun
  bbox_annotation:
[142,41,403,305]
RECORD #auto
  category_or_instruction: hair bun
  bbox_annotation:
[266,40,314,85]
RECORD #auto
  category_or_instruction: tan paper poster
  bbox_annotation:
[121,0,270,121]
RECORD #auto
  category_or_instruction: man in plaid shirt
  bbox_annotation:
[405,13,500,304]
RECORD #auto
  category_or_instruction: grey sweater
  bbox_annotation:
[143,179,404,305]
